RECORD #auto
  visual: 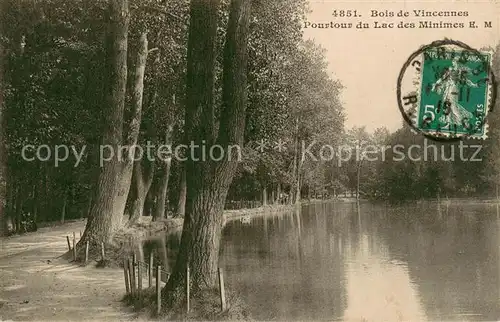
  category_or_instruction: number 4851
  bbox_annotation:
[332,10,360,17]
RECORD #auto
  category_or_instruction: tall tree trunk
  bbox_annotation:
[356,160,363,200]
[79,0,131,248]
[163,0,252,308]
[0,26,6,237]
[290,116,299,204]
[175,165,186,217]
[132,40,163,223]
[152,126,173,221]
[262,185,267,206]
[84,143,101,220]
[296,154,303,204]
[143,184,154,217]
[113,31,148,223]
[152,159,172,221]
[128,160,154,225]
[122,31,151,227]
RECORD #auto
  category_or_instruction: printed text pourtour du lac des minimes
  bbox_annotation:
[304,9,493,30]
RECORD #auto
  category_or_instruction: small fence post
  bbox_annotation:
[137,261,142,295]
[85,241,89,264]
[149,252,153,288]
[66,236,71,251]
[156,265,161,315]
[79,230,82,238]
[123,258,130,294]
[132,253,136,291]
[129,258,136,295]
[186,266,190,313]
[100,242,105,261]
[218,267,227,311]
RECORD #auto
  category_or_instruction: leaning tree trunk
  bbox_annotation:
[113,31,148,223]
[129,39,163,224]
[163,0,252,309]
[122,31,151,227]
[78,0,131,249]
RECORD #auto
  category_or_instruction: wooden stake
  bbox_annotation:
[149,252,153,288]
[66,236,71,251]
[123,259,130,294]
[101,242,105,260]
[129,258,136,295]
[72,236,76,261]
[218,268,227,311]
[137,261,142,294]
[132,253,136,291]
[79,230,82,238]
[85,241,89,264]
[186,266,190,313]
[156,265,161,315]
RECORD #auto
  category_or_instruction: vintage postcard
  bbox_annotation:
[0,0,499,321]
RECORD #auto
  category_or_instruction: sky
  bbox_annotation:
[303,0,500,133]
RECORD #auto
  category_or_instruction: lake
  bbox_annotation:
[218,201,500,321]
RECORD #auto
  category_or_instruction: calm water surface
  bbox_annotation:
[217,201,500,321]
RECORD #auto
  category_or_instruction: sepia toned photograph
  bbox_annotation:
[0,0,499,321]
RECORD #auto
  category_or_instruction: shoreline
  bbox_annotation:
[131,199,348,242]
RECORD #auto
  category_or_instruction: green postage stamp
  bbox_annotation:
[397,40,496,140]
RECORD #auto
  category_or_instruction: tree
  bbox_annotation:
[0,1,6,236]
[78,0,131,247]
[125,32,151,225]
[163,0,252,307]
[127,0,189,223]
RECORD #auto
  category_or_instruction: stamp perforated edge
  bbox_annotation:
[398,40,496,141]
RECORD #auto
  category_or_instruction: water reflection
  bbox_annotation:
[220,201,500,321]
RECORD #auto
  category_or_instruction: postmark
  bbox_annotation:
[397,39,496,141]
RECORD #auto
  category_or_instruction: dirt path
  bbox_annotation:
[0,206,297,321]
[0,220,138,321]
